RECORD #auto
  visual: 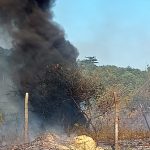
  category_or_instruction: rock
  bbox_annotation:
[71,135,104,150]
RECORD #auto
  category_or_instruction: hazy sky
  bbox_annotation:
[53,0,150,70]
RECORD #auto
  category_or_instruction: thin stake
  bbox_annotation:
[114,92,119,150]
[24,93,29,143]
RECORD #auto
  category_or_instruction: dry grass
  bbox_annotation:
[73,125,150,145]
[119,129,150,140]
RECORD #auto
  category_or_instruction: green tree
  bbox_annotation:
[78,57,98,71]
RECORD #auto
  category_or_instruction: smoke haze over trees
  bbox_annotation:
[0,0,106,131]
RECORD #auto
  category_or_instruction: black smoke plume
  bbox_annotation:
[0,0,86,130]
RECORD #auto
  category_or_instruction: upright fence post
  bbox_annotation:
[114,92,119,150]
[24,93,29,143]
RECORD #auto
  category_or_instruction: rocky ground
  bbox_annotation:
[0,134,105,150]
[0,133,150,150]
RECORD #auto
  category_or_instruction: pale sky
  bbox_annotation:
[53,0,150,70]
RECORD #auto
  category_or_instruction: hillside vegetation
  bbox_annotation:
[78,57,149,107]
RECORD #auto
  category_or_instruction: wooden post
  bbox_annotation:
[24,93,29,143]
[114,92,119,150]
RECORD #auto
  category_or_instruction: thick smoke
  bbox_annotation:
[0,0,86,131]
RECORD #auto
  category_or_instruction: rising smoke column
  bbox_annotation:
[0,0,86,130]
